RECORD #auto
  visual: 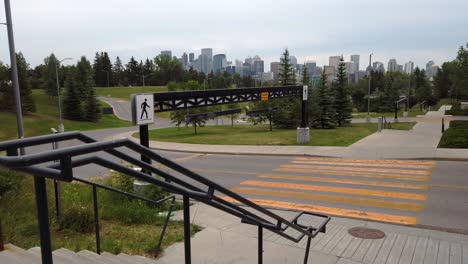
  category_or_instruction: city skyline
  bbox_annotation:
[0,0,466,69]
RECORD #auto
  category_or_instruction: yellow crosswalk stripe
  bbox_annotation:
[295,157,436,166]
[275,168,431,181]
[291,160,433,170]
[221,197,417,225]
[257,173,429,190]
[231,187,424,212]
[280,164,432,176]
[240,180,427,200]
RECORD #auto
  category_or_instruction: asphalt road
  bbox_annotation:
[13,97,468,234]
[26,130,468,234]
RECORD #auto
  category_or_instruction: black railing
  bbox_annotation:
[0,132,330,264]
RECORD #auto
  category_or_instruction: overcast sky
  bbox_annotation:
[0,0,467,71]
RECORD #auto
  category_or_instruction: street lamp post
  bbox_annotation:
[55,58,72,133]
[3,0,24,151]
[405,73,411,117]
[366,53,373,123]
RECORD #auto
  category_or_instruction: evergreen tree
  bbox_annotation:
[113,56,124,86]
[93,52,113,87]
[84,87,101,122]
[278,49,295,85]
[92,52,103,86]
[269,49,301,128]
[63,66,83,121]
[301,65,310,86]
[333,57,352,126]
[0,55,35,112]
[413,67,431,102]
[75,56,94,100]
[126,57,140,86]
[41,53,59,97]
[381,75,399,112]
[433,62,453,99]
[314,70,335,129]
[16,53,36,112]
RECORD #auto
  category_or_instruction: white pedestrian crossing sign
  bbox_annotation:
[131,94,154,125]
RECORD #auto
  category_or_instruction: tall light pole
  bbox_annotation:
[405,72,411,117]
[55,58,72,133]
[367,53,373,123]
[3,0,24,151]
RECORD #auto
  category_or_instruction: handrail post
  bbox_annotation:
[303,235,312,264]
[258,226,263,264]
[34,176,53,264]
[92,185,101,254]
[183,195,191,264]
[0,220,4,251]
[442,118,445,133]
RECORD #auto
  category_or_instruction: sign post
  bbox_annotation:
[297,85,310,144]
[132,94,154,174]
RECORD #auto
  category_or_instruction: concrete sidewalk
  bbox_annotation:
[155,203,468,264]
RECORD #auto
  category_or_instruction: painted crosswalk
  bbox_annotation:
[225,157,436,225]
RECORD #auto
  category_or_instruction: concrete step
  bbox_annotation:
[1,244,158,264]
[0,244,40,264]
[78,250,121,264]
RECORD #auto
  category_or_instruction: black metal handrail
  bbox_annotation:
[0,132,330,264]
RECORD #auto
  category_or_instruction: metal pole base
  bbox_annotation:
[183,195,191,264]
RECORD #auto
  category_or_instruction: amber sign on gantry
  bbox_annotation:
[261,92,269,101]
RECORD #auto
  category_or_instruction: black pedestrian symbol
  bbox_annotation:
[140,99,150,120]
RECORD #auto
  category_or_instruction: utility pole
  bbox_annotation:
[4,0,24,152]
[56,58,72,133]
[406,73,411,117]
[366,53,373,123]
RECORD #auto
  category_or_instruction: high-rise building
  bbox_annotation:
[397,64,403,73]
[161,50,172,57]
[201,48,213,74]
[213,54,227,73]
[189,53,195,63]
[329,56,341,70]
[314,66,323,76]
[182,53,189,68]
[373,62,385,72]
[253,60,264,75]
[350,55,360,73]
[344,62,355,74]
[404,61,414,74]
[289,56,298,69]
[426,61,439,78]
[323,66,336,83]
[387,59,398,72]
[304,61,316,77]
[270,62,281,80]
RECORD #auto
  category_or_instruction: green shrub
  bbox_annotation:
[59,205,94,233]
[446,102,468,116]
[449,120,468,128]
[0,167,24,196]
[112,172,134,193]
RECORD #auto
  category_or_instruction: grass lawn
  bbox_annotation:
[0,90,132,141]
[95,86,167,101]
[140,122,415,147]
[0,168,201,257]
[352,109,426,119]
[438,120,468,148]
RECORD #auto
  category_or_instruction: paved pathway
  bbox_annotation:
[156,202,468,264]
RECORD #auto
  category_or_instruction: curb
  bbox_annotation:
[149,145,468,162]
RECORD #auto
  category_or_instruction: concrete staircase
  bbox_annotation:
[0,244,159,264]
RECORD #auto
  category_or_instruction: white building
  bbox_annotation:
[350,54,360,73]
[404,61,414,74]
[329,56,341,71]
[387,59,398,72]
[201,48,213,74]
